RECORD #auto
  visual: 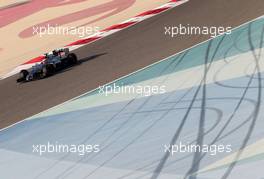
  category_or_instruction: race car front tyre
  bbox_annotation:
[42,65,55,77]
[17,70,28,82]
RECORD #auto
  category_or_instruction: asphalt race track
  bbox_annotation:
[0,0,264,129]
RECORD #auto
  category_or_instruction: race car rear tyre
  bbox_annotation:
[67,53,77,65]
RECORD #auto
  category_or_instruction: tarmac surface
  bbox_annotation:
[0,0,264,129]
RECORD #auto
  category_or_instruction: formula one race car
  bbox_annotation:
[17,48,77,82]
